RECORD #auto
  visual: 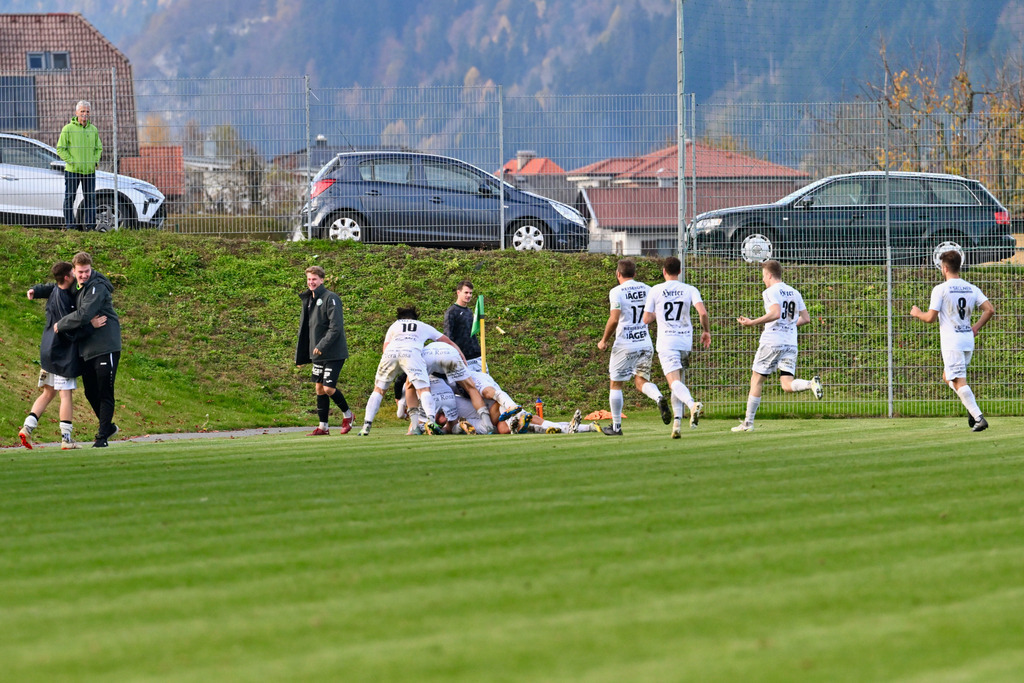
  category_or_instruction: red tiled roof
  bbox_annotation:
[570,142,809,180]
[500,156,566,175]
[120,146,185,197]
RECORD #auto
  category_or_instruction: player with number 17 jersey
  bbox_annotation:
[609,280,652,350]
[759,282,806,347]
[643,280,704,352]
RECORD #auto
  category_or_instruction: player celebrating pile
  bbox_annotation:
[911,250,995,432]
[733,260,822,432]
[358,306,464,436]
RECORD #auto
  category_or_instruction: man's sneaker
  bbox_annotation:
[358,422,372,436]
[338,416,354,434]
[19,427,33,450]
[972,416,989,432]
[92,438,109,448]
[671,422,681,439]
[568,409,582,434]
[426,422,444,435]
[601,424,623,436]
[456,417,476,435]
[658,396,672,425]
[545,426,561,434]
[407,422,424,436]
[690,402,703,429]
[967,414,977,428]
[498,405,522,422]
[108,423,120,439]
[731,422,754,432]
[61,437,80,450]
[512,412,533,434]
[810,376,824,400]
[307,427,330,436]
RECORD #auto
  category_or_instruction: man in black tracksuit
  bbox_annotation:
[54,252,122,448]
[295,266,352,435]
[443,279,481,371]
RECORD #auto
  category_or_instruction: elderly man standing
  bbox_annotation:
[56,100,102,231]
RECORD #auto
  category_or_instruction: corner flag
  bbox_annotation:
[471,295,487,372]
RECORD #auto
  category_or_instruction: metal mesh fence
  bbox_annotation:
[2,74,1021,416]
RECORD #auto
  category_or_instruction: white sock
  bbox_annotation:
[956,385,983,420]
[609,389,624,428]
[745,395,761,425]
[492,389,518,413]
[672,395,684,420]
[319,421,329,430]
[420,392,437,423]
[640,381,663,402]
[789,378,811,392]
[671,380,695,412]
[23,414,39,432]
[343,410,353,419]
[396,397,407,418]
[364,392,384,423]
[60,420,73,440]
[576,424,596,433]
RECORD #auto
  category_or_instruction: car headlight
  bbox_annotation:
[550,201,586,227]
[691,217,722,233]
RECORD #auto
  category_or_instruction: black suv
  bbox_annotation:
[689,171,1016,264]
[299,151,589,251]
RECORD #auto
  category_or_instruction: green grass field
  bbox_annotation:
[3,415,1023,682]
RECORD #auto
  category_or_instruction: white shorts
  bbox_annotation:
[609,346,653,382]
[454,396,490,432]
[941,349,972,380]
[469,370,500,395]
[38,369,77,391]
[429,358,471,384]
[374,349,430,390]
[752,344,798,376]
[658,349,692,376]
[430,380,459,423]
[466,358,483,372]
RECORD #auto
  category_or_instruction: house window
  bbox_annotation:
[0,76,38,130]
[26,51,71,71]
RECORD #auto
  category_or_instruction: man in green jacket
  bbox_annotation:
[295,266,353,435]
[56,100,102,231]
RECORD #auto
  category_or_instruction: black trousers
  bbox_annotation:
[82,351,120,439]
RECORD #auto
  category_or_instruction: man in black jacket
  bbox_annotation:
[295,266,352,435]
[54,252,122,448]
[20,261,106,449]
[443,280,482,371]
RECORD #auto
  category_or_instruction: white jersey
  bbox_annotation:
[608,279,652,350]
[422,341,471,383]
[759,282,806,347]
[383,319,443,351]
[644,280,703,353]
[928,278,988,352]
[429,376,458,422]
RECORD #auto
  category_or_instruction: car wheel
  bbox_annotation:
[507,220,549,251]
[322,212,365,242]
[94,196,133,231]
[736,229,775,263]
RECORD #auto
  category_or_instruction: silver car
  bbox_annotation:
[0,132,166,231]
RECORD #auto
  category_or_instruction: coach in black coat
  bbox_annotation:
[295,267,351,434]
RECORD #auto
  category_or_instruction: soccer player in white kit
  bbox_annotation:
[358,306,464,435]
[911,249,995,432]
[404,342,494,434]
[597,259,671,436]
[642,256,711,438]
[733,260,823,432]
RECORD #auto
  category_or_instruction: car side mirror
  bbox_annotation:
[50,160,66,170]
[478,183,494,195]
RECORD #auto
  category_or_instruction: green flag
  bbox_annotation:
[471,295,484,337]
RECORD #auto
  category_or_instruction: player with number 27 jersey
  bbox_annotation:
[758,282,806,347]
[643,280,704,352]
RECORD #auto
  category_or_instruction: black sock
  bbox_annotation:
[329,390,349,413]
[317,394,330,423]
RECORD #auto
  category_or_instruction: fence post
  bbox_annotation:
[677,0,687,273]
[885,113,894,418]
[499,85,505,251]
[111,67,118,228]
[305,75,312,240]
